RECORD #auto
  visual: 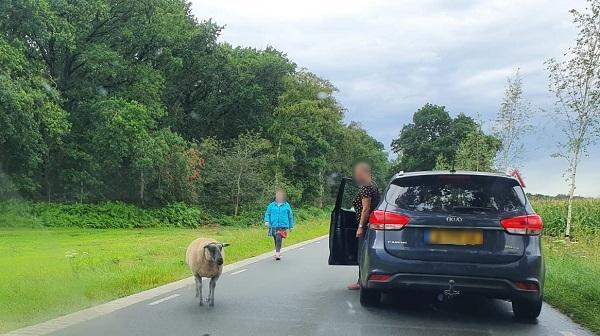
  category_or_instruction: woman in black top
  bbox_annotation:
[347,162,380,290]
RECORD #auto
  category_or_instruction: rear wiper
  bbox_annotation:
[452,206,496,213]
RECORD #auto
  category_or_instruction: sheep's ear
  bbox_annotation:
[222,243,230,248]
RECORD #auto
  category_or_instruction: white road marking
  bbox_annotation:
[346,300,356,315]
[230,269,247,275]
[560,332,577,336]
[148,294,180,306]
[315,241,321,244]
[299,247,305,250]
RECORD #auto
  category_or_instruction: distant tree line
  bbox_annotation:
[0,0,389,214]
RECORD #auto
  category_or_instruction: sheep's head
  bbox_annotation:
[204,243,225,265]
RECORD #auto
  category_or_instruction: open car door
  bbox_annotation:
[328,177,359,265]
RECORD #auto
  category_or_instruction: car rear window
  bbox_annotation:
[386,174,526,214]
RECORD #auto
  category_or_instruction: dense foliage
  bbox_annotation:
[0,0,389,211]
[0,200,328,228]
[391,104,500,172]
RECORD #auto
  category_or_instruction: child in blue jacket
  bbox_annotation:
[264,190,294,260]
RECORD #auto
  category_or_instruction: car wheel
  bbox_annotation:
[512,296,543,320]
[359,287,381,307]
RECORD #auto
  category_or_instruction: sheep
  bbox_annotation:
[185,238,228,307]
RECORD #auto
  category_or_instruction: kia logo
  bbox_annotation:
[446,215,463,223]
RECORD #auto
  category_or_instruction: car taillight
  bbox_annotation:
[515,281,539,291]
[369,210,410,230]
[369,274,391,281]
[500,214,543,235]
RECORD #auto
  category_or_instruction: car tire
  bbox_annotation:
[359,287,381,307]
[512,296,543,320]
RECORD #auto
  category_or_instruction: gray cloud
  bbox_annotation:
[190,0,599,197]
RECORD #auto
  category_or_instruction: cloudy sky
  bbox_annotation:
[189,0,599,197]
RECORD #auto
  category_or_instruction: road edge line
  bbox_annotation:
[2,234,328,336]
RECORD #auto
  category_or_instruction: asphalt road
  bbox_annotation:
[50,238,592,336]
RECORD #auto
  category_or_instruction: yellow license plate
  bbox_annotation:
[426,229,483,246]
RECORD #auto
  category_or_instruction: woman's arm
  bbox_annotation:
[263,203,271,225]
[360,197,371,227]
[356,197,371,238]
[288,205,294,229]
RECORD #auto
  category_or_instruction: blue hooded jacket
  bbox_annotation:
[263,201,294,229]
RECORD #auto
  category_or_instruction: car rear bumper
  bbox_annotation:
[366,273,541,301]
[360,231,544,301]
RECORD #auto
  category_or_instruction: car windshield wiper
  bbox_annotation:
[452,206,496,213]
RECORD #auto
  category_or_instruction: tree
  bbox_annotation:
[391,104,478,171]
[166,44,295,141]
[199,133,272,215]
[0,0,391,210]
[494,70,532,172]
[269,72,342,206]
[332,122,390,188]
[0,37,70,197]
[453,129,501,172]
[545,0,600,238]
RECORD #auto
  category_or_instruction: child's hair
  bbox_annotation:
[275,189,286,195]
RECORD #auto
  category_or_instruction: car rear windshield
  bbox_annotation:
[386,174,526,214]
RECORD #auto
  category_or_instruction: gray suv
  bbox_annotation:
[329,171,544,319]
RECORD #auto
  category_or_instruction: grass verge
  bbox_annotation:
[544,234,600,334]
[0,216,329,332]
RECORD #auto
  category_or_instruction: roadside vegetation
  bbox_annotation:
[532,197,600,334]
[544,235,600,334]
[0,213,329,332]
[0,200,328,229]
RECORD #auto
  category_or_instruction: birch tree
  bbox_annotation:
[546,0,600,238]
[494,70,532,172]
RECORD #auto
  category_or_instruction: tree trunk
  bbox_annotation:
[46,150,51,202]
[565,147,580,239]
[140,169,145,206]
[318,169,324,208]
[234,165,243,216]
[274,139,282,186]
[476,126,481,172]
[79,180,84,204]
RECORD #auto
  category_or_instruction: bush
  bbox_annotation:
[148,203,203,228]
[0,200,40,227]
[0,201,203,229]
[0,201,331,229]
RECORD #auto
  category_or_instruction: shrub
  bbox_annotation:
[0,201,203,229]
[0,200,331,229]
[148,203,203,228]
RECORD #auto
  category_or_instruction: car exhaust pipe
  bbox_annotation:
[438,280,461,301]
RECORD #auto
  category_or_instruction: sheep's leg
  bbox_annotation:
[194,274,203,306]
[208,276,218,307]
[194,275,200,297]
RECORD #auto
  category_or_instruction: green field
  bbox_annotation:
[0,217,329,332]
[532,198,600,236]
[531,197,600,334]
